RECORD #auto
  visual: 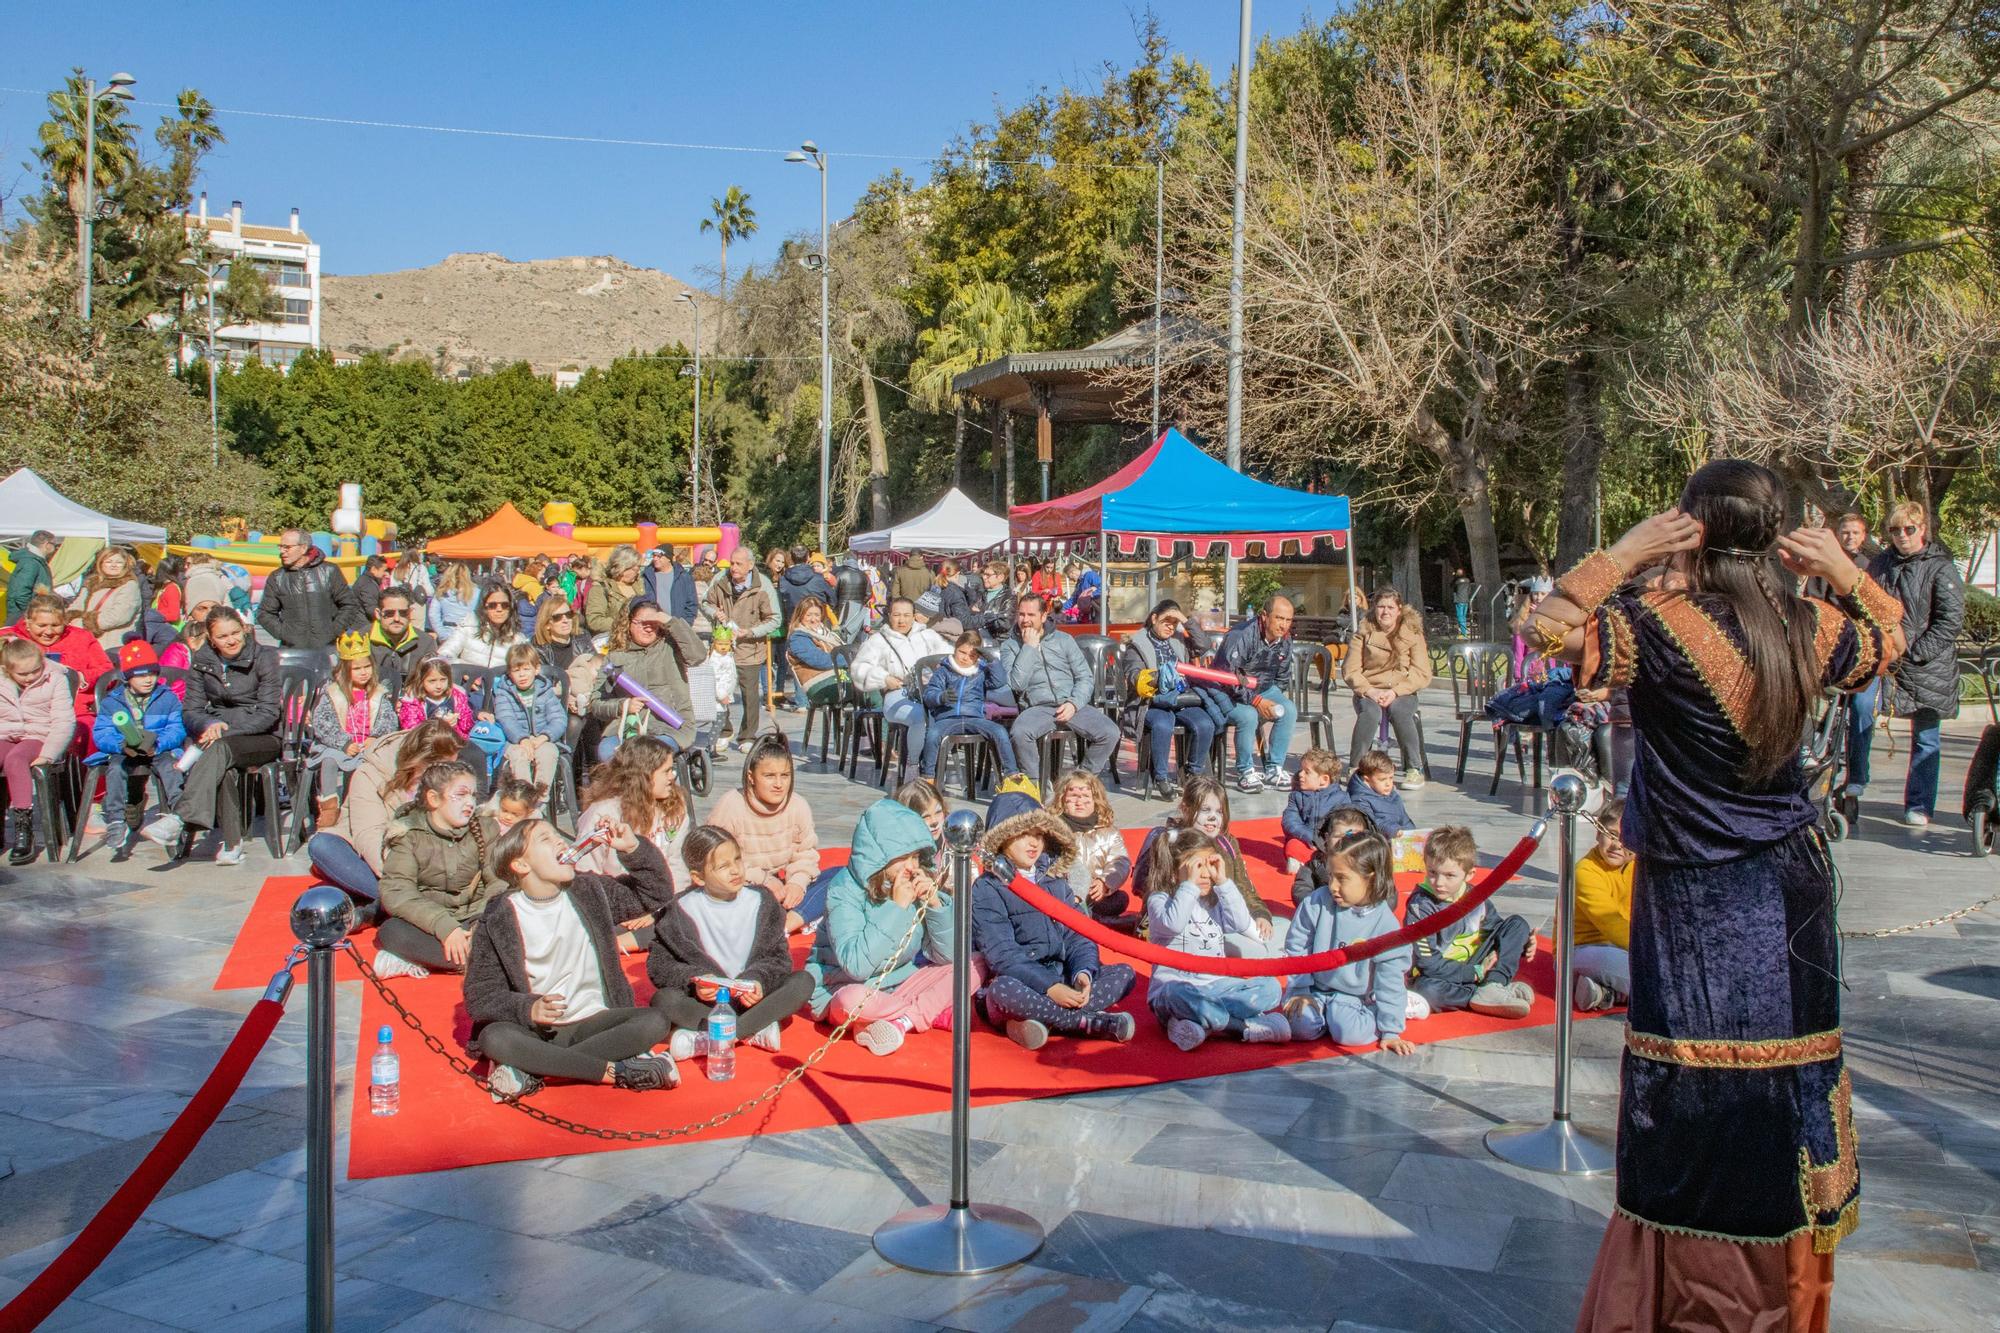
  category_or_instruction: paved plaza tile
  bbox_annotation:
[2,694,1997,1330]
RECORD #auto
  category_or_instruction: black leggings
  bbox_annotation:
[477,1007,669,1083]
[375,917,463,971]
[650,969,813,1036]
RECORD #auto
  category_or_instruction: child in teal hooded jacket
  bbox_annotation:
[806,798,988,1057]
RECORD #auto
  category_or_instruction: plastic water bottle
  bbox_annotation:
[706,987,736,1082]
[369,1025,400,1116]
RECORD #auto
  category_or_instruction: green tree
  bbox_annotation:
[34,69,139,269]
[699,185,758,297]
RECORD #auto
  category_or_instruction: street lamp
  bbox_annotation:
[200,257,225,466]
[79,70,137,322]
[676,291,702,522]
[785,139,830,554]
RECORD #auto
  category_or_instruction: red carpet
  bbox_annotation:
[214,818,1606,1180]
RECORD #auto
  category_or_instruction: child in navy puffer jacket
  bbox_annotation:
[918,631,1017,781]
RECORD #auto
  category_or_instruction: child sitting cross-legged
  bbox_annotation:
[649,825,815,1060]
[373,761,502,979]
[1145,829,1290,1051]
[1570,797,1632,1011]
[708,735,819,933]
[1133,776,1280,956]
[970,791,1138,1049]
[1404,824,1537,1020]
[88,641,185,856]
[1282,748,1350,873]
[1281,829,1417,1054]
[1288,805,1377,905]
[1053,768,1133,923]
[807,798,986,1057]
[463,816,679,1101]
[1343,750,1414,836]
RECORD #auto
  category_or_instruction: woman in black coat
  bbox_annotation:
[142,607,282,863]
[1862,502,1966,826]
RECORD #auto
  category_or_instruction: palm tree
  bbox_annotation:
[699,185,757,296]
[36,68,139,256]
[910,281,1032,410]
[157,88,225,201]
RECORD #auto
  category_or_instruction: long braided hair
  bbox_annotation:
[1675,461,1819,782]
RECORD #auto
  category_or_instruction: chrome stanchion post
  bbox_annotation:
[874,810,1044,1274]
[1486,772,1616,1175]
[291,887,355,1333]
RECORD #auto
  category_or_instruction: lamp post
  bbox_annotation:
[785,140,831,555]
[202,258,223,466]
[1223,0,1252,616]
[676,291,703,522]
[78,70,137,322]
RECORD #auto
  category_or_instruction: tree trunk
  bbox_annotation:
[991,403,1004,509]
[1555,353,1609,571]
[952,403,966,490]
[1416,406,1502,590]
[1391,522,1426,617]
[1003,412,1016,512]
[857,355,891,530]
[1787,155,1828,334]
[719,240,728,299]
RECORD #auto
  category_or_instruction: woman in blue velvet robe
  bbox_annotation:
[1527,461,1904,1333]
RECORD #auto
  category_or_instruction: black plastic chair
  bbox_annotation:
[1444,642,1514,784]
[803,646,860,767]
[449,664,500,714]
[68,669,188,862]
[278,670,327,851]
[935,730,1001,799]
[1294,643,1338,752]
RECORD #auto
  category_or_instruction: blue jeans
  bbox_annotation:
[798,865,839,930]
[1226,685,1296,774]
[1844,677,1881,793]
[1454,603,1469,635]
[98,752,184,828]
[1299,989,1386,1045]
[919,715,1017,779]
[1143,702,1216,780]
[1148,976,1281,1034]
[308,831,379,906]
[1904,708,1943,816]
[882,695,928,768]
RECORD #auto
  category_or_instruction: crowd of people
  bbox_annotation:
[0,459,1951,1330]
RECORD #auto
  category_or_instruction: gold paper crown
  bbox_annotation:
[335,630,372,663]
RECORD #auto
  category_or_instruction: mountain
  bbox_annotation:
[319,252,714,376]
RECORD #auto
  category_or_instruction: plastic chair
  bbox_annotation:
[449,664,500,714]
[1444,642,1514,784]
[935,731,1001,799]
[1293,644,1337,752]
[803,646,860,767]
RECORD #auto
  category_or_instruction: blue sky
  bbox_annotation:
[2,3,1308,285]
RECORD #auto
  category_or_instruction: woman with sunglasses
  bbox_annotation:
[439,579,526,669]
[591,598,702,761]
[1858,503,1965,828]
[532,593,583,675]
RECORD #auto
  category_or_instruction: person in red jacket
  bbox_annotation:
[2,593,113,742]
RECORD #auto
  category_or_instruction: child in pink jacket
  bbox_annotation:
[0,638,78,863]
[396,656,474,738]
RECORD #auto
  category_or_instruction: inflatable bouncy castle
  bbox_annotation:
[540,503,737,562]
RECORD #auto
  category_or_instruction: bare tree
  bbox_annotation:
[1628,286,2000,515]
[1129,43,1579,586]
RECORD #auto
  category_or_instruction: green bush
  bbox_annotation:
[1964,588,2000,646]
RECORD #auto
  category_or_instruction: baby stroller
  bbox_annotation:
[678,658,718,798]
[1959,649,2000,856]
[1803,692,1852,842]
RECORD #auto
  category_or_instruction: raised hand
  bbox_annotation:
[1609,508,1704,574]
[1777,525,1861,595]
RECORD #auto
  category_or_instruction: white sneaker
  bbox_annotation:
[1264,765,1292,790]
[1903,809,1930,827]
[669,1029,710,1062]
[1405,991,1432,1022]
[1573,976,1616,1012]
[214,844,245,867]
[747,1024,781,1053]
[855,1019,906,1057]
[1235,768,1265,794]
[371,950,431,981]
[487,1064,542,1102]
[1398,768,1427,791]
[139,813,184,848]
[1166,1017,1207,1051]
[1242,1013,1292,1044]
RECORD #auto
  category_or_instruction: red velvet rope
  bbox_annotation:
[1002,831,1543,977]
[1,996,287,1331]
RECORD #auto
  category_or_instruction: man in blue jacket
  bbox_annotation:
[1213,596,1299,793]
[996,594,1120,784]
[643,547,700,627]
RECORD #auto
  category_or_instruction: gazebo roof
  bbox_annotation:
[951,315,1216,421]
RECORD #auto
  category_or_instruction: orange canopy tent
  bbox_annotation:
[425,503,591,560]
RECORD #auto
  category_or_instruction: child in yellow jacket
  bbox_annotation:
[1572,797,1632,1010]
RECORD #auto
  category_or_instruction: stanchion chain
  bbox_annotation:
[349,909,928,1141]
[1838,894,1998,940]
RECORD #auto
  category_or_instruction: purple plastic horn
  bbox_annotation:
[604,666,686,732]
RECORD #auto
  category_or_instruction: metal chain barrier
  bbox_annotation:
[350,907,929,1142]
[1839,894,1998,939]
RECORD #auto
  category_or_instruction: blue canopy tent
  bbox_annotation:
[1009,428,1357,631]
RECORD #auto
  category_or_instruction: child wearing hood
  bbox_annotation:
[807,798,987,1057]
[969,791,1137,1050]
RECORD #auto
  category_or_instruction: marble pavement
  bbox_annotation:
[0,689,1995,1331]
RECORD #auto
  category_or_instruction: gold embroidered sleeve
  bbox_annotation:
[1581,605,1637,691]
[1839,572,1903,637]
[1554,551,1624,616]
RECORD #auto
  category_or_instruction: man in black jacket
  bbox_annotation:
[256,529,361,651]
[970,561,1014,642]
[1859,503,1966,827]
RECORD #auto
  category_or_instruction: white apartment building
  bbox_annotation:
[182,193,321,369]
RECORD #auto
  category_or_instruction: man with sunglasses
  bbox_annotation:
[367,589,438,694]
[1858,503,1965,828]
[255,528,361,651]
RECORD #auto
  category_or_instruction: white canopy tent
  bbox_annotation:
[848,486,1008,555]
[0,468,169,545]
